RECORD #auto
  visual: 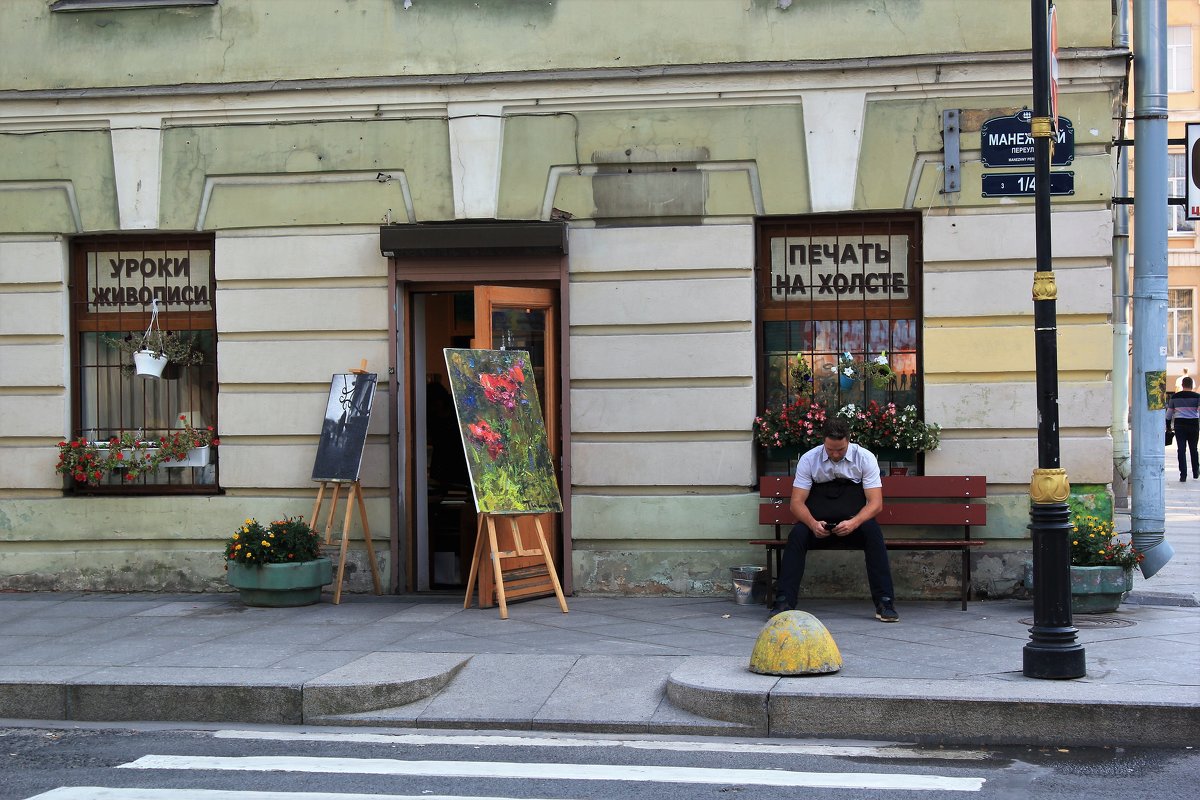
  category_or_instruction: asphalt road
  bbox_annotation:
[2,722,1197,800]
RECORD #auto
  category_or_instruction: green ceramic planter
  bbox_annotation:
[1023,563,1134,614]
[225,557,333,607]
[1069,564,1133,613]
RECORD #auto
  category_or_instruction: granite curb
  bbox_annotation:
[666,658,1200,748]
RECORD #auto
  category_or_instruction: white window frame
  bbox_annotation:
[1169,152,1196,236]
[1168,288,1195,361]
[1168,25,1194,93]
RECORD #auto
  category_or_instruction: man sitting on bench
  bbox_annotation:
[770,418,899,623]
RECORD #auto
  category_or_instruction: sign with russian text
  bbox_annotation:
[981,172,1074,197]
[87,249,213,313]
[768,235,909,303]
[980,110,1073,168]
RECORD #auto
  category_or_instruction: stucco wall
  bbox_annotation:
[0,0,1128,597]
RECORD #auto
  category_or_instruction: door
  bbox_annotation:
[471,286,562,602]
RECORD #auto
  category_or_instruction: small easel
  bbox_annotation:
[311,478,383,604]
[310,360,382,604]
[464,512,568,620]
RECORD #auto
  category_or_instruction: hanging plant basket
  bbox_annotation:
[133,349,169,378]
[104,298,205,379]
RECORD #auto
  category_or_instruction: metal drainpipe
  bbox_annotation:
[1111,0,1133,502]
[1130,0,1174,577]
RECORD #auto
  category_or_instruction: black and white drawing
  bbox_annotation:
[312,373,377,482]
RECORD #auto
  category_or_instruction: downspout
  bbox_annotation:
[1111,0,1132,501]
[1130,0,1174,577]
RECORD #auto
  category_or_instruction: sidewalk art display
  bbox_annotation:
[444,348,568,618]
[443,349,561,515]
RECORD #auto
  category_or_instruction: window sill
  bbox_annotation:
[51,0,216,11]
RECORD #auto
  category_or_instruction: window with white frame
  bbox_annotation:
[1169,288,1194,360]
[756,214,926,469]
[1168,25,1194,93]
[1170,153,1196,236]
[68,235,218,493]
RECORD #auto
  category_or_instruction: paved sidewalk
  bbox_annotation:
[0,472,1196,748]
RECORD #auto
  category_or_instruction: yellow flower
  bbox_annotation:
[244,518,253,525]
[261,540,270,547]
[232,533,239,540]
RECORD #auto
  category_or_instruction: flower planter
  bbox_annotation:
[225,558,333,607]
[1023,563,1134,613]
[133,349,168,378]
[162,445,209,468]
[1070,564,1133,613]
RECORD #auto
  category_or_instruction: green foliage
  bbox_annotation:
[1070,513,1141,569]
[104,329,206,375]
[755,399,939,453]
[55,415,218,486]
[224,516,323,566]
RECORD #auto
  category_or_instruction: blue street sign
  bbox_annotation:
[981,172,1075,197]
[981,110,1074,168]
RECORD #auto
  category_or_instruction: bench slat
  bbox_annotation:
[759,502,986,527]
[749,538,987,549]
[759,474,987,500]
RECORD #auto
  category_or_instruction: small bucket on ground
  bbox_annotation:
[730,565,766,605]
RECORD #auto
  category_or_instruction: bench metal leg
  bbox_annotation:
[961,546,970,610]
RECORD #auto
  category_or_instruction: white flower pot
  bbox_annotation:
[163,445,209,468]
[133,349,168,378]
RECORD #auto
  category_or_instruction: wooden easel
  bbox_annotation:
[463,512,568,620]
[311,478,383,604]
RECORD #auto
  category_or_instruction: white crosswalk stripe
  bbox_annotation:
[117,753,987,791]
[212,728,990,760]
[26,790,556,800]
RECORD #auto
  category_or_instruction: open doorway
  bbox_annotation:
[410,285,562,593]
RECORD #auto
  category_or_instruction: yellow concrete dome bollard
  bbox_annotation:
[749,610,842,675]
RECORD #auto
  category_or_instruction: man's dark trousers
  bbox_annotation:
[1175,418,1199,479]
[775,519,894,608]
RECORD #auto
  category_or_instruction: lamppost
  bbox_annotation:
[1021,0,1085,680]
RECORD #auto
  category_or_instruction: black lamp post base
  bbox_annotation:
[1023,643,1086,679]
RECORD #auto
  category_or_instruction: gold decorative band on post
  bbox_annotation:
[1030,468,1070,504]
[1030,116,1053,137]
[1032,271,1057,301]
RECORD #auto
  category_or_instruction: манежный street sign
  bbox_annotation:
[981,110,1074,168]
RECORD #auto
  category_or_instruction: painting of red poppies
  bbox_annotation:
[444,348,562,514]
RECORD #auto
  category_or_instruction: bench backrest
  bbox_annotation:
[758,474,987,527]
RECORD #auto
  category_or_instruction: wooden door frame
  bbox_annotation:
[386,252,572,596]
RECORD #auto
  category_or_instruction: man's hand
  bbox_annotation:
[827,518,859,537]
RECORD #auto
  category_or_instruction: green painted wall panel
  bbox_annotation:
[859,92,1117,210]
[2,0,1116,91]
[201,180,416,230]
[0,188,79,235]
[499,105,808,220]
[159,120,453,230]
[0,131,117,233]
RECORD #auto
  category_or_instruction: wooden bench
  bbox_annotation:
[752,474,987,610]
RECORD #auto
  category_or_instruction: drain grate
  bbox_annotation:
[1018,615,1136,629]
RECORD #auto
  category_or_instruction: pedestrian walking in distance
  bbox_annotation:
[1168,376,1200,482]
